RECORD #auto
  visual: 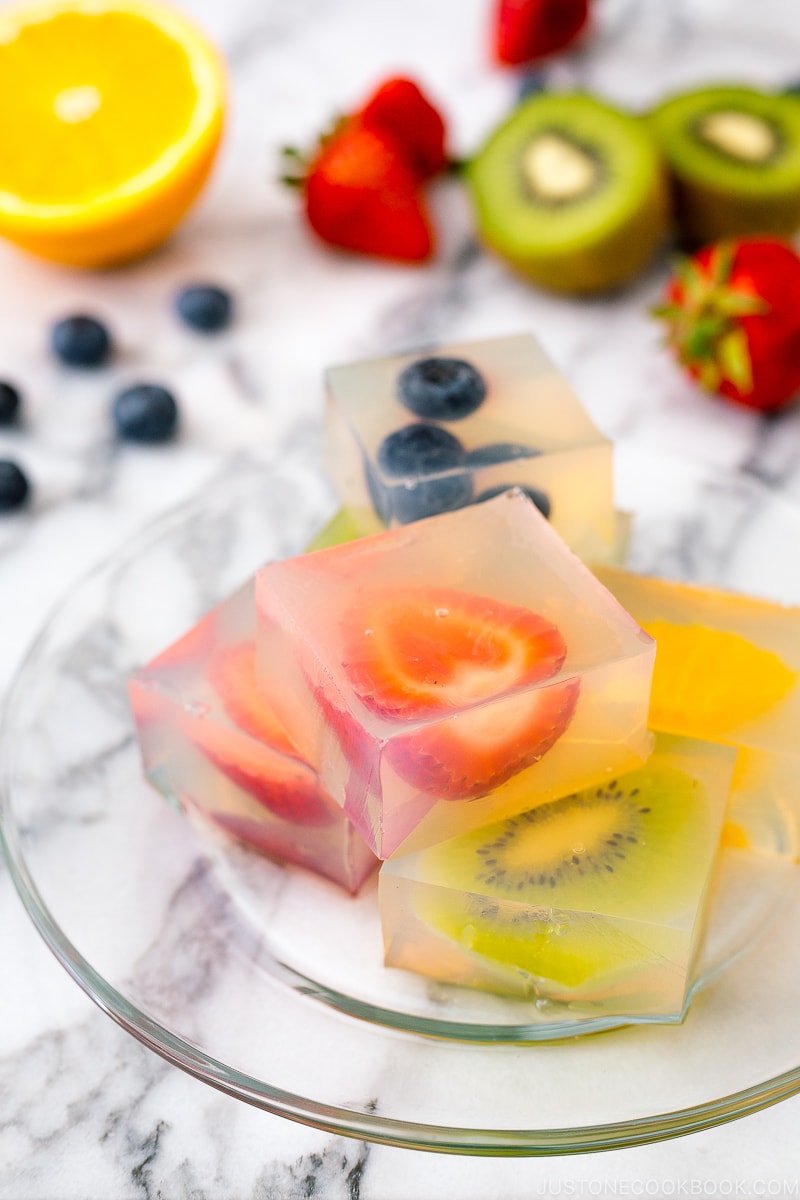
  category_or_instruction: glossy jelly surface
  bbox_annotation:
[380,734,735,1015]
[255,491,655,858]
[326,332,617,560]
[128,584,378,894]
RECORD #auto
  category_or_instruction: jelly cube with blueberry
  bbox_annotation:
[325,332,618,561]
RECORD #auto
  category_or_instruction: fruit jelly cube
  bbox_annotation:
[379,734,736,1016]
[128,583,378,895]
[325,332,617,561]
[255,490,655,860]
[595,565,800,859]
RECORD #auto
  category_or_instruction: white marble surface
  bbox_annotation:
[3,0,800,1195]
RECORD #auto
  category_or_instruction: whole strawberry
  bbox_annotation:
[654,238,800,413]
[282,76,447,264]
[494,0,590,65]
[359,77,447,181]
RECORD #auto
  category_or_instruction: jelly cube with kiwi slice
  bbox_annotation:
[649,85,800,244]
[465,92,670,295]
[379,734,735,1015]
[128,582,378,895]
[326,330,620,563]
[255,490,655,859]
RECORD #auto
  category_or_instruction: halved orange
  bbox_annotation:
[0,0,225,266]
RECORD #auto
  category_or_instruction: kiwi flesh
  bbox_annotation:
[649,85,800,243]
[410,750,727,1001]
[465,92,670,295]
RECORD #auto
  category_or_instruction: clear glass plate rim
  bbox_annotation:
[3,443,800,1155]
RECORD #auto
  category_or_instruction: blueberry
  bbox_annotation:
[113,384,179,443]
[51,315,112,367]
[517,68,548,101]
[396,357,487,421]
[377,423,467,477]
[0,459,30,511]
[376,423,472,524]
[465,442,541,468]
[392,474,474,524]
[474,484,551,519]
[0,381,21,426]
[175,284,233,333]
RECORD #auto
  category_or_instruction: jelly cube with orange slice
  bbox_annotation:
[595,565,800,857]
[255,490,655,859]
[379,734,735,1015]
[128,584,378,895]
[325,333,621,562]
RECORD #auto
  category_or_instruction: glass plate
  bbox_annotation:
[3,437,800,1156]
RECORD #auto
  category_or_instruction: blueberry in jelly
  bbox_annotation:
[0,381,21,426]
[465,442,541,467]
[175,284,233,333]
[51,315,112,367]
[378,423,466,477]
[113,384,179,443]
[396,357,487,421]
[474,483,551,519]
[376,423,472,524]
[392,474,474,524]
[0,459,30,511]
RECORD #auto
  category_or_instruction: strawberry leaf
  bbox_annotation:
[715,290,770,318]
[672,256,707,305]
[684,316,726,360]
[718,329,753,393]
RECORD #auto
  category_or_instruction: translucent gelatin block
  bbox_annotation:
[128,584,378,895]
[380,735,735,1015]
[255,491,655,859]
[595,566,800,856]
[326,332,617,561]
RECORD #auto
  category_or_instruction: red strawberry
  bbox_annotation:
[209,641,295,756]
[287,122,434,262]
[359,77,447,181]
[192,641,336,827]
[192,719,337,828]
[388,676,580,798]
[654,238,800,413]
[494,0,590,65]
[341,586,579,800]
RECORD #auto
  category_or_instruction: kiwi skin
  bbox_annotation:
[465,93,671,295]
[650,86,800,245]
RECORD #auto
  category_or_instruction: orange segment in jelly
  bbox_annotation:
[643,620,797,738]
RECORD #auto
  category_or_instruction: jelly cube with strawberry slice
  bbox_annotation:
[128,583,378,894]
[255,490,655,859]
[325,331,619,562]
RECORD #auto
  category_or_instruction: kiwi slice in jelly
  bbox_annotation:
[650,85,800,243]
[416,760,717,994]
[465,92,670,295]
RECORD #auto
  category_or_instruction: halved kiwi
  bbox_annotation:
[412,752,725,998]
[465,92,670,294]
[649,85,800,243]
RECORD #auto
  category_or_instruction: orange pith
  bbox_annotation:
[0,0,225,265]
